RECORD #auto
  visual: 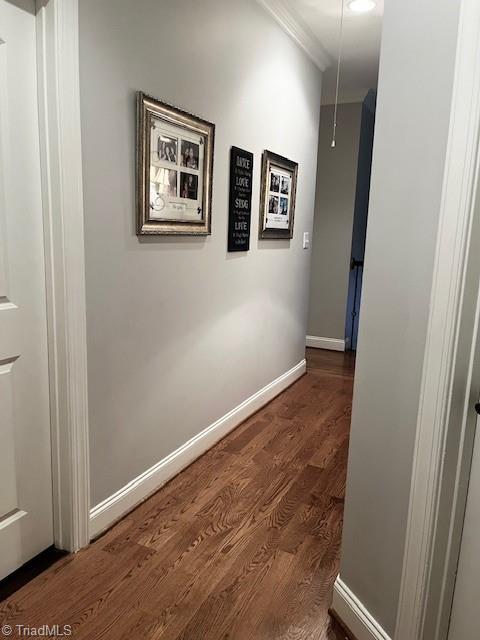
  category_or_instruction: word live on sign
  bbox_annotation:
[228,146,254,252]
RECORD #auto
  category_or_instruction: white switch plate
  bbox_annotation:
[303,232,310,249]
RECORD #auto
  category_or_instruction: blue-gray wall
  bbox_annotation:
[339,0,461,634]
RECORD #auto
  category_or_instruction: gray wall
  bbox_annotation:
[79,0,322,506]
[339,0,461,635]
[307,103,362,340]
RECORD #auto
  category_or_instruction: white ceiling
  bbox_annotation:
[268,0,384,104]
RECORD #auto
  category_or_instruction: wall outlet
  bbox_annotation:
[303,232,310,249]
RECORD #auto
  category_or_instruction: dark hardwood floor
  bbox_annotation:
[0,348,354,639]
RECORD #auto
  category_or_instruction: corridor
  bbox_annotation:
[0,350,354,640]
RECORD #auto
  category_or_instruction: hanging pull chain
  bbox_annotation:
[331,0,346,148]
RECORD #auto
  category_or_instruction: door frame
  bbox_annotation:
[35,0,90,553]
[394,0,480,637]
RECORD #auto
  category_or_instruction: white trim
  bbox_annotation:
[90,359,306,538]
[255,0,331,71]
[0,510,27,532]
[395,1,480,638]
[36,0,90,553]
[332,577,392,640]
[306,335,347,351]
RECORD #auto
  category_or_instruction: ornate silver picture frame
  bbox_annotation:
[259,150,298,239]
[136,92,215,236]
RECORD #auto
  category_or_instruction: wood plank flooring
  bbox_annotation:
[0,348,354,639]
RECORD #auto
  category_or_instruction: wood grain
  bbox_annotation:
[0,348,354,639]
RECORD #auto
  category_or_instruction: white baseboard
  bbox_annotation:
[332,577,392,640]
[306,335,348,351]
[89,359,306,538]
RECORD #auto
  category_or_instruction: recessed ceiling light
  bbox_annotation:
[348,0,376,13]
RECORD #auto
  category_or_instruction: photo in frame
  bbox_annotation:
[137,92,215,235]
[259,150,298,239]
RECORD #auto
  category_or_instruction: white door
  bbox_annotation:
[0,0,53,579]
[448,408,480,639]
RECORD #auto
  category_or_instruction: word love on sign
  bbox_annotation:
[228,146,254,252]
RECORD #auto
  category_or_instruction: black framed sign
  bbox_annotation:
[228,146,254,252]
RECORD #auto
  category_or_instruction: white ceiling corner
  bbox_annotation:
[255,0,332,71]
[256,0,383,104]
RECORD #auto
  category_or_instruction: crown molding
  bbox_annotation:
[255,0,331,71]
